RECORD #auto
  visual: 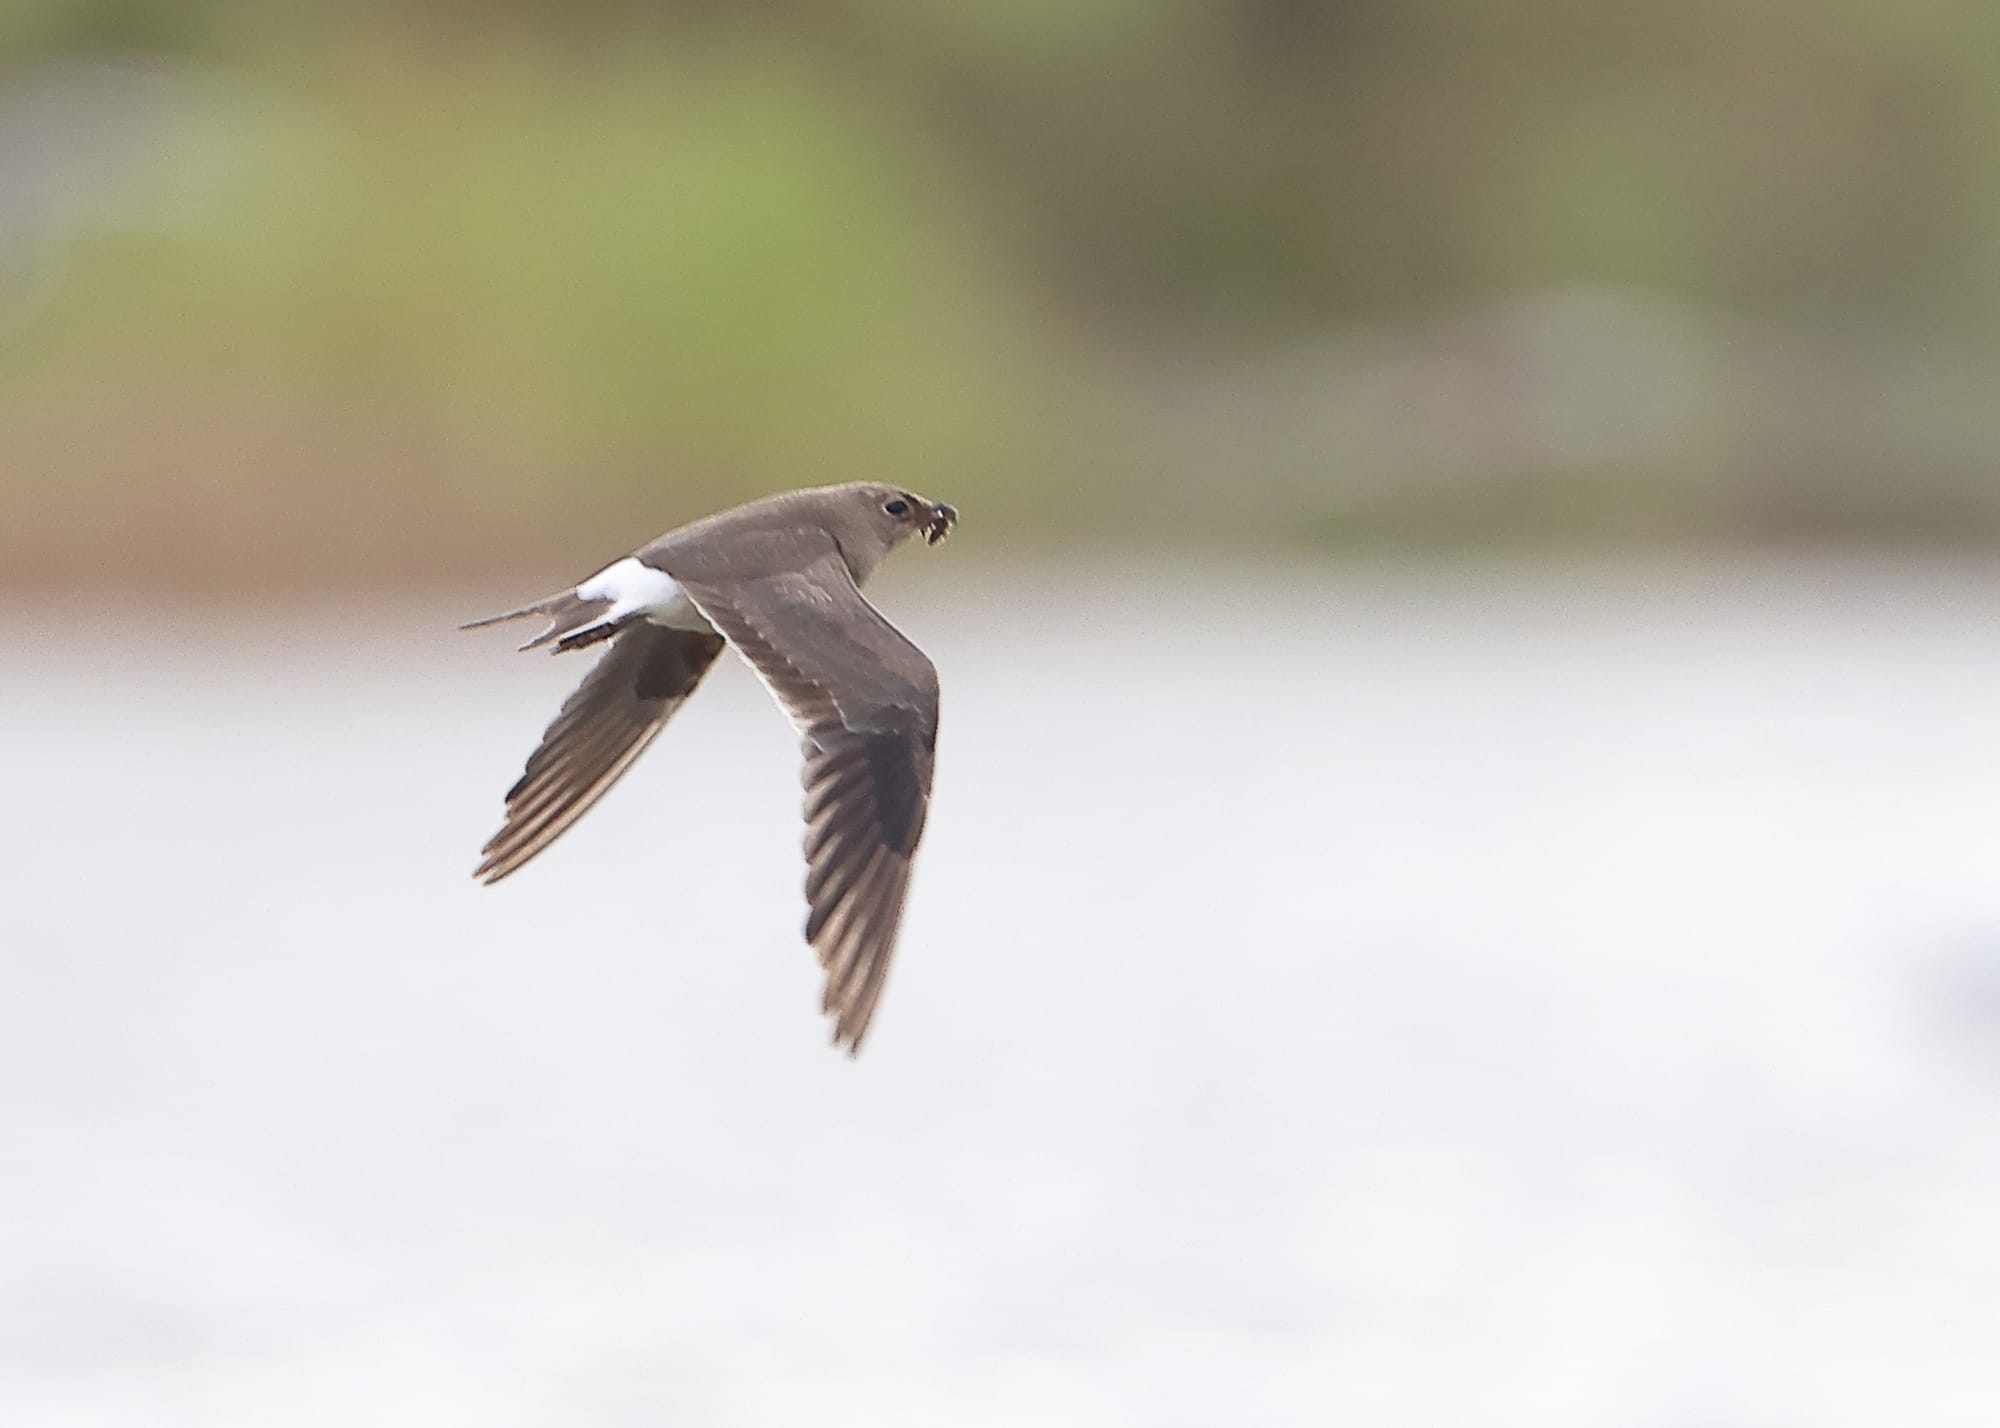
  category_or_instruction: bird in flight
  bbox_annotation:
[463,483,957,1053]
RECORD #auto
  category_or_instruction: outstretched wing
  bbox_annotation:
[476,623,725,883]
[677,552,939,1052]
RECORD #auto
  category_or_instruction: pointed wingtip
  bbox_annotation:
[471,849,519,885]
[829,1000,873,1057]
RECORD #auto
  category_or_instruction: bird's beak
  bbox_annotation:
[922,501,958,546]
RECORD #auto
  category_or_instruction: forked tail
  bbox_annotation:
[460,591,625,652]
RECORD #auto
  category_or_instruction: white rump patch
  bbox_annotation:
[576,557,712,633]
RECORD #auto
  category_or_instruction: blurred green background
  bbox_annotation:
[4,0,1998,589]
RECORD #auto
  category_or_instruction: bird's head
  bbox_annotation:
[824,483,957,577]
[873,485,957,546]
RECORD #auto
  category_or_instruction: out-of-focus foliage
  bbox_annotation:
[4,0,1998,586]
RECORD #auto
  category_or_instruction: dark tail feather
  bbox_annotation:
[460,590,620,652]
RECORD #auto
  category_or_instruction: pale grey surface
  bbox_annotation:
[3,559,1998,1427]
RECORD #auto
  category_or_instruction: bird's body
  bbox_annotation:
[464,482,957,1052]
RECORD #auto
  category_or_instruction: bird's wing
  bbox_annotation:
[476,623,726,883]
[676,552,939,1052]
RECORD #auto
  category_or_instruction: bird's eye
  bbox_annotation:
[883,498,910,517]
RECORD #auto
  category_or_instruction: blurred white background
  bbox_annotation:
[5,560,1996,1426]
